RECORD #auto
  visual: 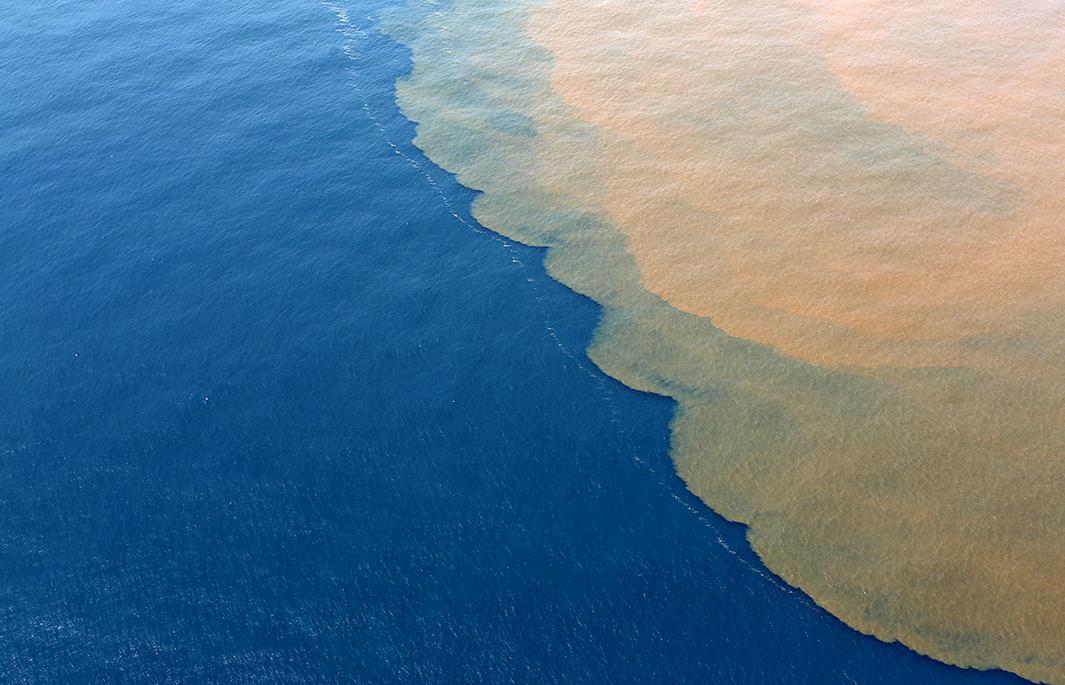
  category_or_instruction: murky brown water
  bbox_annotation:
[387,1,1065,681]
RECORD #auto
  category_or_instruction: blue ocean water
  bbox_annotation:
[0,0,1027,682]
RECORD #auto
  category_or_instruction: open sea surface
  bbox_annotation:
[0,0,1031,682]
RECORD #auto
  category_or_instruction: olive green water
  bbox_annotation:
[383,1,1065,682]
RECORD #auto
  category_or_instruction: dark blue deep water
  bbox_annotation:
[0,1,1028,682]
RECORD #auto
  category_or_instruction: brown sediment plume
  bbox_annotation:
[798,0,1065,369]
[386,1,1065,681]
[531,0,1065,376]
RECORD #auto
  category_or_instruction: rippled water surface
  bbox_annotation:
[0,0,1048,682]
[388,0,1065,682]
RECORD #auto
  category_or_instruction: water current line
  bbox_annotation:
[319,0,805,599]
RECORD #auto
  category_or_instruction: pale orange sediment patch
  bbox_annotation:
[389,0,1065,679]
[524,0,1065,681]
[530,0,1065,376]
[798,0,1065,366]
